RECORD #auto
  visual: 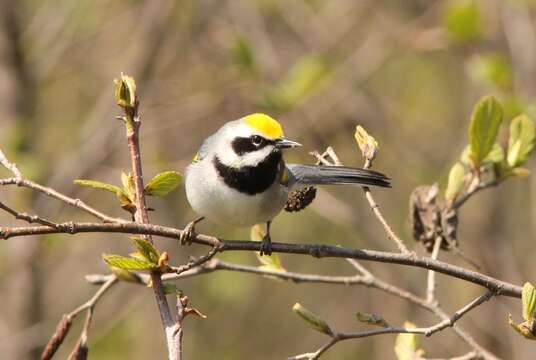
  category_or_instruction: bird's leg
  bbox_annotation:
[260,221,273,256]
[179,216,205,246]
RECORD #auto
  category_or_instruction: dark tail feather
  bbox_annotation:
[287,164,391,188]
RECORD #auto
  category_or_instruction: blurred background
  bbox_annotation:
[1,0,536,359]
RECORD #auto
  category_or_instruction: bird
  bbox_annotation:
[183,113,390,255]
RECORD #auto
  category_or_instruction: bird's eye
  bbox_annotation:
[251,135,264,147]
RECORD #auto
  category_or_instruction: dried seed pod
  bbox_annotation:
[284,186,317,212]
[409,184,459,252]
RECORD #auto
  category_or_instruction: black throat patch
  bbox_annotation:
[213,152,282,195]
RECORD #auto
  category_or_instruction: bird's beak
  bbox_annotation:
[274,138,302,149]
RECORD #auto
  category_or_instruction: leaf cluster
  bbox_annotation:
[445,96,535,205]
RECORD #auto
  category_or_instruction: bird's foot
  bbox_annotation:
[179,217,204,246]
[259,233,272,256]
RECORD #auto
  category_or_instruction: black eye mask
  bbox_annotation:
[231,136,275,155]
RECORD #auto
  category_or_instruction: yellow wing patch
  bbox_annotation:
[280,167,289,186]
[244,113,284,139]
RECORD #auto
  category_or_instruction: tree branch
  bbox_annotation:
[311,147,411,253]
[427,236,442,304]
[86,257,498,359]
[40,276,117,360]
[118,84,180,359]
[0,221,520,298]
[0,149,124,223]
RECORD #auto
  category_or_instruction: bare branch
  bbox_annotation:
[424,291,495,337]
[427,236,442,304]
[40,276,117,360]
[311,147,411,254]
[0,200,60,228]
[452,180,499,210]
[172,245,221,275]
[118,85,180,359]
[0,149,124,223]
[0,221,520,298]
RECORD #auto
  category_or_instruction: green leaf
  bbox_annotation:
[468,96,503,167]
[394,322,419,360]
[356,312,389,328]
[144,171,182,197]
[257,257,285,273]
[485,143,505,164]
[74,179,126,196]
[110,266,142,284]
[121,171,135,201]
[250,224,265,242]
[443,0,481,42]
[102,254,157,271]
[507,115,536,167]
[292,303,332,335]
[461,143,504,166]
[131,237,159,264]
[523,282,536,321]
[445,162,465,203]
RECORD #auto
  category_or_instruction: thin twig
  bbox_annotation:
[311,147,411,254]
[427,236,442,304]
[40,276,117,360]
[87,258,497,359]
[452,180,499,210]
[424,291,495,337]
[1,149,124,223]
[0,200,60,228]
[360,154,410,254]
[88,259,496,359]
[172,245,221,275]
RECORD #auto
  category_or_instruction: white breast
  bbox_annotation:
[185,158,289,227]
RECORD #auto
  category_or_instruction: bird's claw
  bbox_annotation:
[180,221,197,246]
[259,234,272,256]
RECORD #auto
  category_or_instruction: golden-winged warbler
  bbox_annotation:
[184,113,390,254]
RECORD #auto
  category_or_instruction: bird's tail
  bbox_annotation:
[287,164,391,188]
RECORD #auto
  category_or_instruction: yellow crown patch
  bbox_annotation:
[244,113,284,139]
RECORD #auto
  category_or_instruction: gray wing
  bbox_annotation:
[286,164,391,189]
[194,133,216,162]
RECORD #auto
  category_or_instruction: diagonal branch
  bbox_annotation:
[40,276,117,360]
[0,149,124,223]
[311,147,411,253]
[424,290,495,337]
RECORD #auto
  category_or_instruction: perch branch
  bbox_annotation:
[0,221,520,297]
